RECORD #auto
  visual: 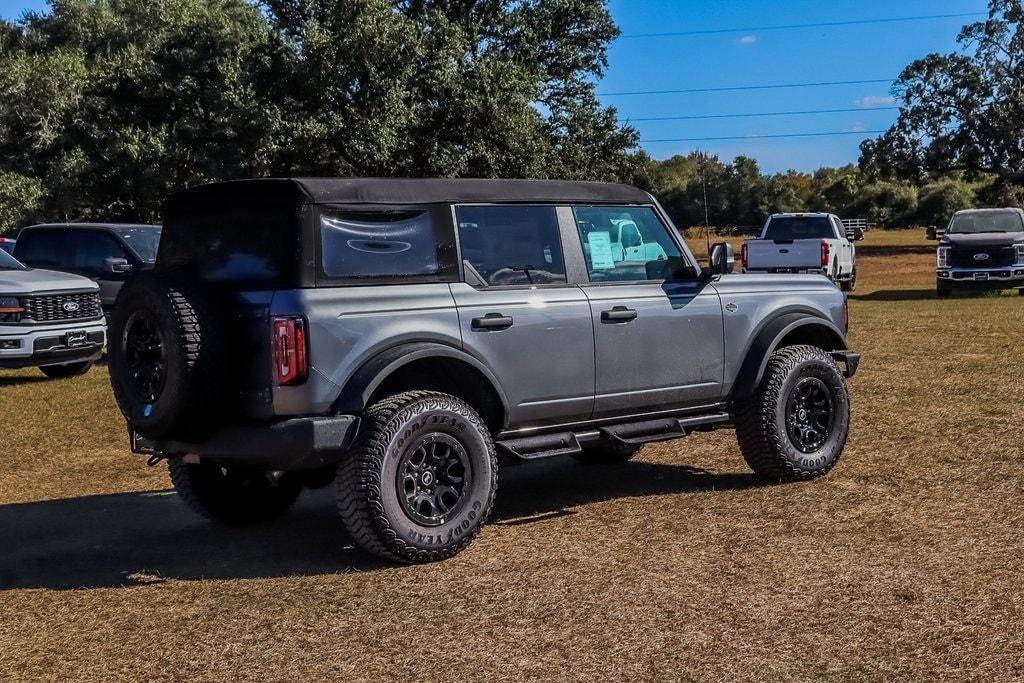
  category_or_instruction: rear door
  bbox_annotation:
[451,204,595,428]
[569,205,724,418]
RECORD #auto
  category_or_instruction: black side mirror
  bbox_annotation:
[707,242,735,276]
[105,257,132,274]
[926,226,937,240]
[645,255,695,281]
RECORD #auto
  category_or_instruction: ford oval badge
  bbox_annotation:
[973,252,990,261]
[62,301,81,312]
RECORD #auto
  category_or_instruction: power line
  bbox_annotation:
[619,12,986,39]
[600,78,894,97]
[643,130,887,143]
[622,106,899,122]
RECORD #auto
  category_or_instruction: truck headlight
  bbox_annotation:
[937,247,950,269]
[0,295,23,323]
[1015,244,1024,264]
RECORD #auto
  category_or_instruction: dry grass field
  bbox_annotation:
[1,230,1022,681]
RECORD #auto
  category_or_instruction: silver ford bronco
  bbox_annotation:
[108,178,859,563]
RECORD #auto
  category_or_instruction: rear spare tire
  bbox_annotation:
[108,270,228,440]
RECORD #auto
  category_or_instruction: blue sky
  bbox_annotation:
[0,0,987,172]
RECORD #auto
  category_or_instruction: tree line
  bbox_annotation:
[0,0,1022,233]
[643,153,1020,231]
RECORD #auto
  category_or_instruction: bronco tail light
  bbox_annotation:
[272,316,308,386]
[820,241,831,267]
[740,242,749,270]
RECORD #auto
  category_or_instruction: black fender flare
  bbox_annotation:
[729,312,848,400]
[331,341,510,423]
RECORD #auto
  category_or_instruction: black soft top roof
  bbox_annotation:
[167,178,653,209]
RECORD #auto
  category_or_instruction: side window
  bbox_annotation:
[69,230,130,276]
[455,205,567,286]
[320,209,456,281]
[14,229,66,268]
[573,206,684,282]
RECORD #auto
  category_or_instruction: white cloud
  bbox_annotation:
[738,35,757,45]
[855,95,896,108]
[849,122,868,133]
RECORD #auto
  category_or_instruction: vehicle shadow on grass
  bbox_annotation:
[850,289,938,301]
[0,458,762,590]
[0,374,49,387]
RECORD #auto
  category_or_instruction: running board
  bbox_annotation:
[496,412,731,462]
[496,432,582,461]
[599,413,731,446]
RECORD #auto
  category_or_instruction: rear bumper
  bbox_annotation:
[0,321,106,369]
[130,414,361,471]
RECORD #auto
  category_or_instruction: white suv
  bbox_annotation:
[0,248,106,378]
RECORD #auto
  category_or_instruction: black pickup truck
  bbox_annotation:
[927,208,1024,297]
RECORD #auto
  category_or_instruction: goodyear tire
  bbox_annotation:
[336,391,497,563]
[735,345,850,482]
[571,441,642,464]
[108,270,227,440]
[39,361,92,379]
[169,458,302,524]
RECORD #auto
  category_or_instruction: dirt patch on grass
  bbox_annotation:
[1,241,1022,680]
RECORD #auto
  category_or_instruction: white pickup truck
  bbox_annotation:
[741,213,862,292]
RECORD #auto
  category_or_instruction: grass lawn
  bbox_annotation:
[1,233,1022,680]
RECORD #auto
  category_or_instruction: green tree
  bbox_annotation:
[0,0,641,222]
[0,171,43,231]
[860,0,1024,186]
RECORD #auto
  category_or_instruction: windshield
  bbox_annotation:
[0,248,25,270]
[948,211,1024,234]
[763,216,835,241]
[115,226,161,261]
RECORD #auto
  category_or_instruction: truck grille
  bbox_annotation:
[22,292,102,323]
[949,246,1015,268]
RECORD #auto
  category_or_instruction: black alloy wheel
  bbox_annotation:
[785,377,835,453]
[123,310,167,405]
[396,433,472,527]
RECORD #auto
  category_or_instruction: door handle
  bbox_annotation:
[472,313,514,330]
[601,306,638,323]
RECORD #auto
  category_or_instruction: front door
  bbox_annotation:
[451,205,595,428]
[570,205,725,418]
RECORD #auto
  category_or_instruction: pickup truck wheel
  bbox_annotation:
[572,441,642,464]
[735,345,850,482]
[39,361,92,379]
[108,270,227,440]
[936,281,952,298]
[336,391,497,563]
[168,458,303,524]
[840,267,857,292]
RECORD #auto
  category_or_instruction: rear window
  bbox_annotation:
[764,216,835,241]
[14,228,66,268]
[320,208,457,282]
[157,206,300,286]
